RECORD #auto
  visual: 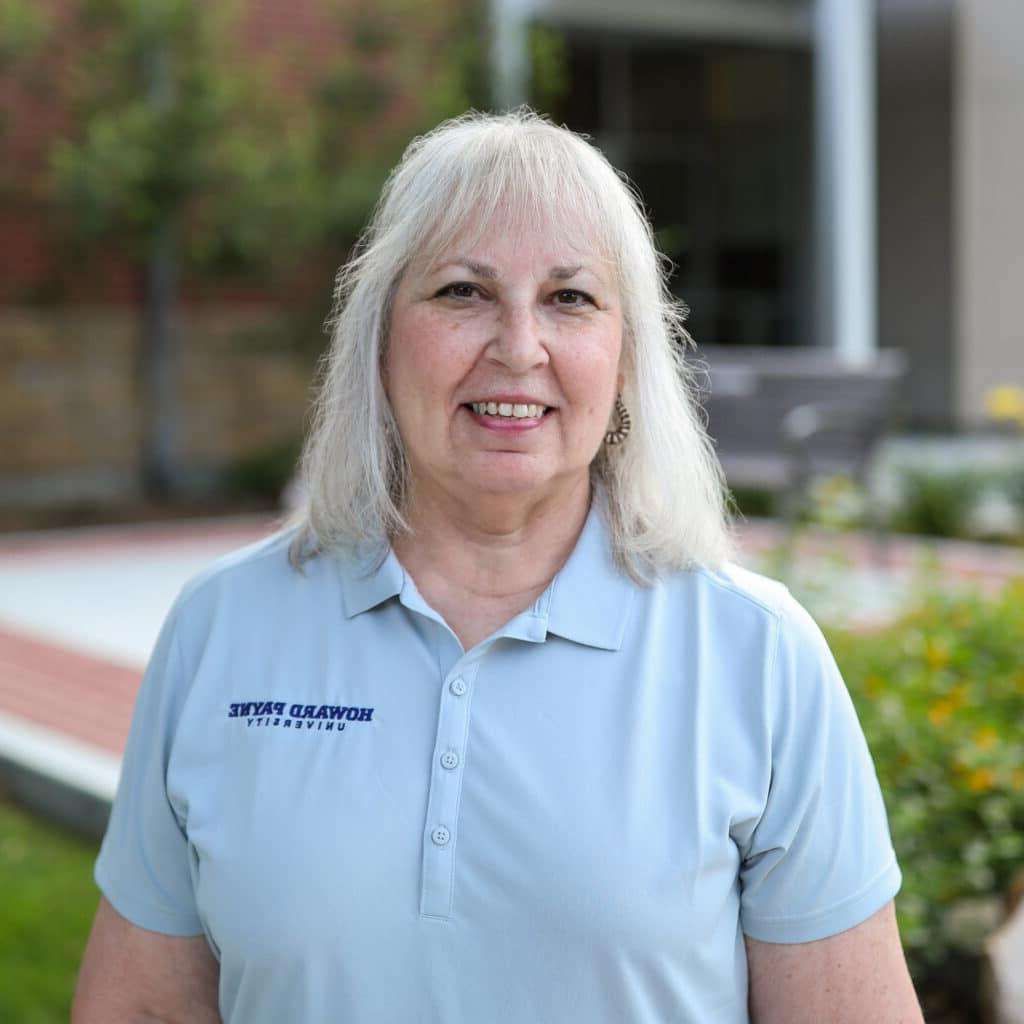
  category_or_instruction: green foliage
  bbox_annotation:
[0,0,48,68]
[727,485,778,519]
[829,581,1024,973]
[528,23,569,113]
[0,797,99,1023]
[50,0,318,276]
[0,0,51,152]
[227,438,302,500]
[890,467,985,539]
[46,0,491,280]
[787,462,1024,543]
[311,0,489,244]
[803,473,866,529]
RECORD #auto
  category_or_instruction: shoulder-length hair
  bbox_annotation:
[290,108,732,576]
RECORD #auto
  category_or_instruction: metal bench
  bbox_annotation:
[694,345,907,520]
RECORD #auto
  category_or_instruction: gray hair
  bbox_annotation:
[290,109,732,575]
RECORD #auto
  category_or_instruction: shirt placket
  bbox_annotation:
[419,653,482,920]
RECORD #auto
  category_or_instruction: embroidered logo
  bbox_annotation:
[228,701,374,733]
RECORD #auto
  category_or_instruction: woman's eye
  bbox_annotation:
[553,289,593,308]
[437,282,480,300]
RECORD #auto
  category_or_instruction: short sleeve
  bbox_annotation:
[737,593,901,944]
[94,600,204,936]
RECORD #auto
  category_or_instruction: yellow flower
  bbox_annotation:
[973,726,999,751]
[967,769,996,793]
[924,639,951,669]
[985,385,1024,426]
[929,699,954,726]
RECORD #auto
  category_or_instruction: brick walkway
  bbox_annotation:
[0,626,139,754]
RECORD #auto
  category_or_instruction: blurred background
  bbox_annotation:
[1,1,1022,1022]
[1,0,1024,521]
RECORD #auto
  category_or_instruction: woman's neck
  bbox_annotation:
[391,482,591,649]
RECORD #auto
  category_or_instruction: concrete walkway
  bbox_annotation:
[1,514,1022,836]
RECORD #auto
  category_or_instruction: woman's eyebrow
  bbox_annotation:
[551,264,585,280]
[437,259,498,279]
[434,260,593,281]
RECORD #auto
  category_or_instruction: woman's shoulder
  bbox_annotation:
[657,560,798,624]
[690,561,791,614]
[174,527,299,608]
[170,526,354,625]
[654,560,831,659]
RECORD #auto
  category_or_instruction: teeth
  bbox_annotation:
[470,402,548,419]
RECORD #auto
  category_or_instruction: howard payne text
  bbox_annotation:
[227,701,375,733]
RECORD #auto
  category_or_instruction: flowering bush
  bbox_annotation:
[985,385,1024,429]
[829,581,1024,970]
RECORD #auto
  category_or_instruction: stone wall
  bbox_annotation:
[0,307,316,506]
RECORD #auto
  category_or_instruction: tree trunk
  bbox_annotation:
[141,16,179,499]
[140,213,179,497]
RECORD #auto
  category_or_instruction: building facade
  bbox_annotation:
[497,0,1024,428]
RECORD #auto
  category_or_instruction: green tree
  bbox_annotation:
[49,0,488,496]
[0,0,47,70]
[51,0,318,493]
[0,0,51,158]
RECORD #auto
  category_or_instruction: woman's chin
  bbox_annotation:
[450,455,587,506]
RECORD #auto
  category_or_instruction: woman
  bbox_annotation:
[74,110,922,1022]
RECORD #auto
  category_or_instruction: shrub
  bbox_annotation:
[828,580,1024,979]
[226,439,301,501]
[889,467,985,539]
[727,486,778,519]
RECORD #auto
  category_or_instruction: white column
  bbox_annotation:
[815,0,877,365]
[490,0,537,111]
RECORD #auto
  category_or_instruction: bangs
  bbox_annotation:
[386,114,626,276]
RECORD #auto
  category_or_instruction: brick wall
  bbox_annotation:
[0,306,316,506]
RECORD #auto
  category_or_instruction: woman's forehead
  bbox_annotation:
[418,210,613,273]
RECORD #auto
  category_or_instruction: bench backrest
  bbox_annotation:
[693,345,907,486]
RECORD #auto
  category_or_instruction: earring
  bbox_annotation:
[604,394,631,446]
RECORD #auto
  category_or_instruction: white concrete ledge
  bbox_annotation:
[0,710,119,838]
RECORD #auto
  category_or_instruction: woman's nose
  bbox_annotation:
[488,304,549,372]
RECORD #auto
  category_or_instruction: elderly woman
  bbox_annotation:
[74,110,922,1023]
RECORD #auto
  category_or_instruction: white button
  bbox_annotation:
[440,750,459,771]
[449,678,467,696]
[431,826,451,846]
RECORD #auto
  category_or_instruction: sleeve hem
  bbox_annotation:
[95,862,205,938]
[742,857,902,945]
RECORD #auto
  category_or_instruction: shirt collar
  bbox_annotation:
[535,498,636,651]
[338,545,405,618]
[336,499,636,650]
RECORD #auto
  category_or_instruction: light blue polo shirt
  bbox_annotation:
[96,503,900,1023]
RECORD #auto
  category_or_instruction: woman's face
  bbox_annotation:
[383,220,624,513]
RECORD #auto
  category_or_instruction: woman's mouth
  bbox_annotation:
[468,402,549,419]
